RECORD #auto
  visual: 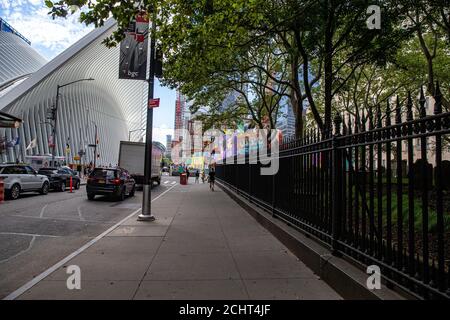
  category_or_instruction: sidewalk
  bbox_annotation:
[16,181,341,300]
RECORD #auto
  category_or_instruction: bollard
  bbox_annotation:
[0,178,4,203]
[69,176,73,193]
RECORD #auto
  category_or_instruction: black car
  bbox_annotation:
[86,167,135,201]
[37,167,81,192]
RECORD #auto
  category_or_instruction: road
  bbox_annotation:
[0,174,178,298]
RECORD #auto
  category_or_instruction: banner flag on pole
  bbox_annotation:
[119,13,149,80]
[26,138,36,150]
[6,136,20,148]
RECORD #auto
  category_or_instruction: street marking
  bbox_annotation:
[0,232,59,238]
[0,236,36,264]
[164,181,169,184]
[3,182,178,300]
[39,204,48,218]
[12,214,105,224]
[171,181,176,185]
[77,206,85,221]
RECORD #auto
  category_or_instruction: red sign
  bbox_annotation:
[148,98,160,108]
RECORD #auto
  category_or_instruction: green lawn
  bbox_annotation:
[348,189,450,233]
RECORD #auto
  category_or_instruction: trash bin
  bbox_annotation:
[180,173,187,185]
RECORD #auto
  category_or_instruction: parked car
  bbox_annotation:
[86,167,135,201]
[0,164,50,200]
[37,167,81,192]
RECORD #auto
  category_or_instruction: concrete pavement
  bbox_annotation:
[0,178,174,298]
[14,179,341,300]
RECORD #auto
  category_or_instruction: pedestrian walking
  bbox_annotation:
[201,170,206,183]
[186,168,190,183]
[209,167,215,191]
[195,170,200,183]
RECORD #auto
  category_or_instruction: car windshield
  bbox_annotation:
[91,169,117,179]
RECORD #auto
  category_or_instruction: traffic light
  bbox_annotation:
[154,49,163,78]
[46,106,56,121]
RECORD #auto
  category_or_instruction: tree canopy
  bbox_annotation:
[46,0,450,137]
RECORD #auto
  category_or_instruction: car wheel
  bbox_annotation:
[75,180,80,190]
[87,193,95,200]
[40,182,49,195]
[9,184,20,200]
[60,181,66,192]
[129,185,135,197]
[117,188,125,201]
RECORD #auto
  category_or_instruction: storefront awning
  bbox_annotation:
[0,110,22,128]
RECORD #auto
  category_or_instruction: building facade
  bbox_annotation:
[277,97,296,140]
[0,19,148,166]
[165,134,172,157]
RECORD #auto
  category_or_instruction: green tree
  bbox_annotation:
[44,1,419,136]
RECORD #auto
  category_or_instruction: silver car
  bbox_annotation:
[0,164,50,200]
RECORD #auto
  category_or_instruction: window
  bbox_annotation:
[1,167,15,174]
[13,166,27,174]
[91,169,116,179]
[39,169,57,175]
[25,166,36,175]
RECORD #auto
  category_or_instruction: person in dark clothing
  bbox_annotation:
[209,167,215,191]
[186,168,190,183]
[195,170,200,183]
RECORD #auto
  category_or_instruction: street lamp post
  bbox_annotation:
[91,121,98,168]
[138,10,157,222]
[51,78,94,167]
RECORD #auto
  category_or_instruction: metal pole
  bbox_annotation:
[93,124,97,168]
[52,85,60,167]
[138,10,157,221]
[128,131,131,141]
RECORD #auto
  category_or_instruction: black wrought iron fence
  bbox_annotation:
[215,83,450,299]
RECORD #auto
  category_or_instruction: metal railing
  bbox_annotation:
[216,83,450,299]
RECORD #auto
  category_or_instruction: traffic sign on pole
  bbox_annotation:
[148,98,160,108]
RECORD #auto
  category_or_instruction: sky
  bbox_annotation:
[0,0,176,147]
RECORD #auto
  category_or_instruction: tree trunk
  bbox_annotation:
[290,87,303,139]
[324,4,334,134]
[290,56,304,139]
[417,27,436,96]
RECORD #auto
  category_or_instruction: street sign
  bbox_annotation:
[148,98,160,108]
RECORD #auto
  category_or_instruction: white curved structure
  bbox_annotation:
[0,29,46,85]
[0,19,148,166]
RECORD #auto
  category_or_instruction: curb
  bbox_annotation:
[217,181,409,300]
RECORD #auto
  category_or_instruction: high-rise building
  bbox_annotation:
[165,134,172,157]
[277,97,296,140]
[173,90,186,142]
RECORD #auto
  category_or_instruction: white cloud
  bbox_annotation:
[152,125,174,147]
[1,0,92,60]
